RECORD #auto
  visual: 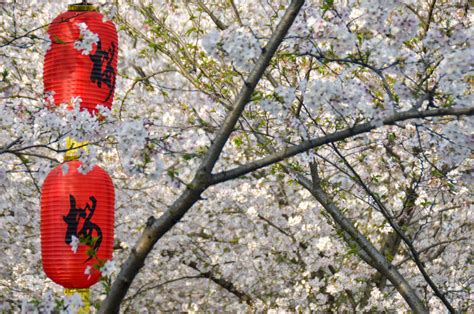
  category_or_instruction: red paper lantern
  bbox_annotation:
[41,160,114,288]
[43,4,118,114]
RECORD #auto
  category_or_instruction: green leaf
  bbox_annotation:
[322,0,334,15]
[233,136,243,147]
[185,27,199,36]
[387,132,396,142]
[183,153,194,160]
[251,90,263,102]
[86,248,96,257]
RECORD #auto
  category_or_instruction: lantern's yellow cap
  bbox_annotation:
[64,288,90,314]
[64,137,89,162]
[68,3,98,12]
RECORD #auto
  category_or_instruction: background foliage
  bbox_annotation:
[0,0,472,312]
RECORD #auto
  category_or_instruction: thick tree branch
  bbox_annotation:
[330,144,420,291]
[334,144,455,312]
[246,122,404,308]
[376,179,419,290]
[98,1,305,312]
[297,167,428,313]
[197,0,304,175]
[211,106,474,184]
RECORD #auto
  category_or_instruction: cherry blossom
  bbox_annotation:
[74,23,99,55]
[0,0,472,313]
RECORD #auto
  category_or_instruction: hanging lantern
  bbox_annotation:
[43,3,118,114]
[40,160,115,289]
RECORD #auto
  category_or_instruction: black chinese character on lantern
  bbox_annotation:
[63,194,103,262]
[89,40,115,102]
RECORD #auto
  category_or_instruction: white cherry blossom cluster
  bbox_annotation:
[74,22,99,55]
[100,260,117,277]
[202,26,261,71]
[116,120,148,174]
[0,0,473,312]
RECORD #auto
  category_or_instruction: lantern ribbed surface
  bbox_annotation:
[41,161,114,289]
[44,10,118,114]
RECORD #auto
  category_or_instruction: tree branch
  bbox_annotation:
[332,143,455,312]
[330,143,420,291]
[297,167,428,313]
[395,237,468,267]
[196,0,228,31]
[229,0,244,27]
[197,0,305,175]
[423,0,437,36]
[211,106,474,184]
[122,275,205,312]
[302,52,397,104]
[98,1,305,312]
[184,260,254,306]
